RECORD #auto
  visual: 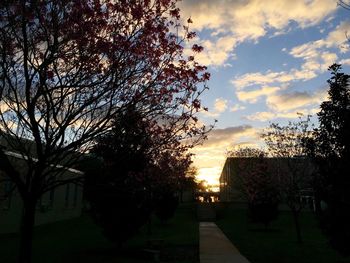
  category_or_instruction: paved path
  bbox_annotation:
[200,222,251,263]
[197,203,216,221]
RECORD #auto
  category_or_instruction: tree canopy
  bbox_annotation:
[262,117,315,243]
[305,64,350,255]
[84,107,193,244]
[0,1,211,262]
[228,147,280,227]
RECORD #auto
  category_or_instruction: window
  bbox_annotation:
[73,184,79,207]
[2,180,13,210]
[65,184,70,208]
[49,189,55,208]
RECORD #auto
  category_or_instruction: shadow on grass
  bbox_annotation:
[247,228,280,233]
[161,245,198,262]
[0,203,199,263]
[216,207,350,263]
[65,246,155,263]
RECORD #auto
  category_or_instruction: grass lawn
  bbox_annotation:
[0,203,198,263]
[216,207,350,263]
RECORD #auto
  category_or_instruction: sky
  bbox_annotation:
[177,0,350,188]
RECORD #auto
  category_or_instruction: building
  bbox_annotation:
[0,142,84,234]
[220,157,316,206]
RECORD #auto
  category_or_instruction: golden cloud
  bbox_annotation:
[266,89,328,112]
[180,0,337,66]
[191,124,262,184]
[201,97,228,117]
[230,104,246,112]
[245,107,321,122]
[180,0,336,38]
[236,86,281,103]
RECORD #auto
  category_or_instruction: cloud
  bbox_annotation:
[231,57,332,89]
[325,21,350,52]
[245,108,320,121]
[191,124,261,184]
[230,104,246,112]
[199,19,348,162]
[188,36,237,66]
[194,125,258,149]
[266,89,328,111]
[339,58,350,66]
[288,21,350,67]
[288,20,350,69]
[180,0,337,39]
[180,0,337,66]
[233,71,281,89]
[232,21,350,89]
[202,98,228,117]
[196,166,223,186]
[236,86,281,103]
[245,111,277,122]
[214,98,228,112]
[243,88,327,121]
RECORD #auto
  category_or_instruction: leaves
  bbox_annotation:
[306,64,350,255]
[228,148,280,226]
[0,0,211,185]
[0,1,212,259]
[261,116,315,217]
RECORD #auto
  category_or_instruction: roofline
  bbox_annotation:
[4,150,84,175]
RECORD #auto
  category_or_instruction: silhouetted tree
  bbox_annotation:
[0,1,210,262]
[151,151,192,222]
[305,64,350,255]
[154,190,179,223]
[85,108,194,244]
[262,117,314,243]
[84,109,154,246]
[227,146,265,158]
[178,166,198,202]
[228,147,280,228]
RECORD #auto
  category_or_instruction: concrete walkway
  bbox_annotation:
[197,203,216,221]
[200,222,251,263]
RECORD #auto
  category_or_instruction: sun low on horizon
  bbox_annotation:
[195,166,222,188]
[180,0,350,187]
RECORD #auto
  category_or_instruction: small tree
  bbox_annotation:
[152,151,191,222]
[178,165,198,203]
[228,147,280,228]
[85,107,194,244]
[84,108,155,246]
[154,191,179,223]
[262,116,314,243]
[305,64,350,255]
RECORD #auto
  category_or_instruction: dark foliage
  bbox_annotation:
[84,109,154,246]
[231,149,280,228]
[246,158,280,228]
[248,201,279,228]
[262,117,315,243]
[84,107,193,244]
[85,172,153,246]
[0,0,210,261]
[305,64,350,255]
[154,191,179,223]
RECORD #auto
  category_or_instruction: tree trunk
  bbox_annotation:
[292,209,302,243]
[18,198,37,263]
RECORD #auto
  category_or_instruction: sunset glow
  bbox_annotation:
[196,166,222,186]
[181,0,350,186]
